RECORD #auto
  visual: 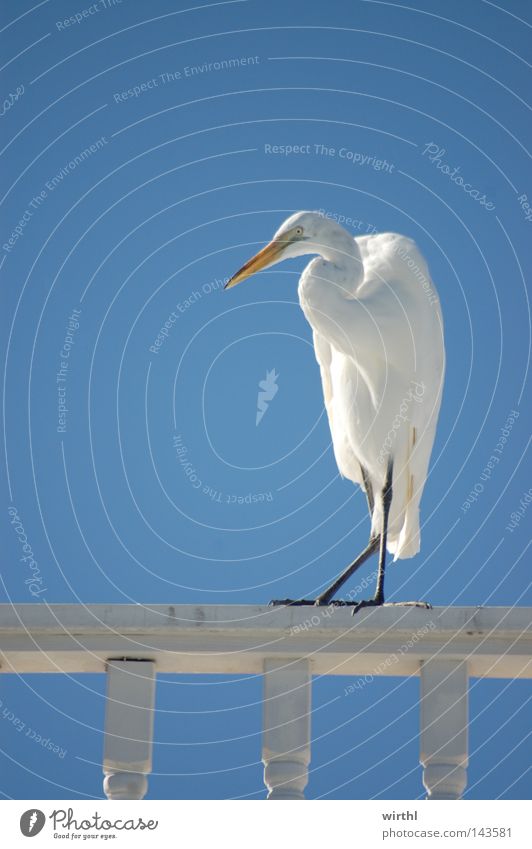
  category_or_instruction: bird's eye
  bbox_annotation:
[295,227,303,236]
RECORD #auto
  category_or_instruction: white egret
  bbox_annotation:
[225,212,445,611]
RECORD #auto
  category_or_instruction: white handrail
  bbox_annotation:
[1,605,530,799]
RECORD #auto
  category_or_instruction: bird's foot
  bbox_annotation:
[351,599,432,616]
[268,598,316,607]
[383,601,432,609]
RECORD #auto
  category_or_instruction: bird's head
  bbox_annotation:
[224,211,344,289]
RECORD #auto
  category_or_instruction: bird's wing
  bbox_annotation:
[356,232,441,313]
[355,232,445,378]
[312,329,366,488]
[312,329,334,430]
[355,232,445,558]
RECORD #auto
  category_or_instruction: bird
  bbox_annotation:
[224,211,445,612]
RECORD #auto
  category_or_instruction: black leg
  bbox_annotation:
[269,536,378,607]
[361,466,375,516]
[313,536,379,605]
[270,465,380,608]
[313,464,378,605]
[352,459,393,615]
[375,458,393,603]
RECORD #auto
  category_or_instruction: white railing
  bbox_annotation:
[0,604,530,800]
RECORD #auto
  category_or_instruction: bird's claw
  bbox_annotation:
[351,599,432,615]
[314,599,354,606]
[269,597,432,612]
[393,601,432,609]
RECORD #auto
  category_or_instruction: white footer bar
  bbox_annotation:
[3,799,528,847]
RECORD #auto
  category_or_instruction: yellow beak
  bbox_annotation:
[224,238,288,289]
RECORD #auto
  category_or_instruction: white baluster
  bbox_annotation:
[420,658,469,799]
[262,658,311,800]
[103,659,156,800]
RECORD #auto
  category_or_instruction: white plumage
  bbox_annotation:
[226,211,445,605]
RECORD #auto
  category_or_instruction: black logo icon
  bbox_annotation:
[20,810,46,837]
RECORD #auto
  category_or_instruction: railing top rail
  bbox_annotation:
[1,603,531,631]
[1,605,531,678]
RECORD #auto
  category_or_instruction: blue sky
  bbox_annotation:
[1,0,530,800]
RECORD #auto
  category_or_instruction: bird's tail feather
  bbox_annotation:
[370,504,420,560]
[388,512,421,560]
